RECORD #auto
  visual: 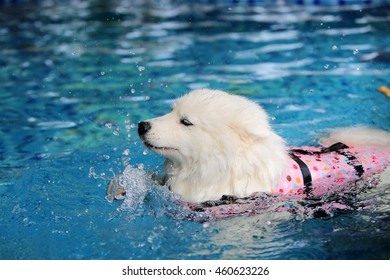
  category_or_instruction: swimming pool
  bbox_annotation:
[1,0,390,260]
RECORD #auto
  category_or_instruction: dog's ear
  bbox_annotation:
[230,110,271,141]
[231,121,271,141]
[229,101,271,140]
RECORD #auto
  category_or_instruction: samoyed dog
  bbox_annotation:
[137,89,390,203]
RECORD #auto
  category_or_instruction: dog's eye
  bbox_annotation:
[180,118,193,126]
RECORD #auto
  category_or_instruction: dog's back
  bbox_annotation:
[318,126,390,188]
[320,126,390,148]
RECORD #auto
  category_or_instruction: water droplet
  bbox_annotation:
[137,65,145,72]
[130,88,136,94]
[113,131,119,136]
[143,149,149,155]
[122,149,130,156]
[332,45,338,50]
[100,71,105,76]
[353,49,359,55]
[122,156,130,166]
[324,64,330,69]
[309,89,314,94]
[44,59,54,67]
[89,167,97,178]
[105,123,113,129]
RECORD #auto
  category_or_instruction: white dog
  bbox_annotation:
[136,89,390,203]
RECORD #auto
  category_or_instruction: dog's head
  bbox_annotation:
[138,89,272,164]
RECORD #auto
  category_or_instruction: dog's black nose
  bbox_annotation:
[138,121,151,136]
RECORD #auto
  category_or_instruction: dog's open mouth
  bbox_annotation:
[144,141,177,152]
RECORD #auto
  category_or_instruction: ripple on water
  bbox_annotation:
[37,121,78,129]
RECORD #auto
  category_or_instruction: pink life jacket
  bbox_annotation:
[276,142,390,197]
[187,142,390,221]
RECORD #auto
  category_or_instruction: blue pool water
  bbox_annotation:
[1,0,390,259]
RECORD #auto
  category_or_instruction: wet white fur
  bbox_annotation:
[320,126,390,187]
[319,126,390,148]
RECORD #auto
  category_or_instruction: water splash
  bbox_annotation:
[105,165,152,213]
[104,165,203,222]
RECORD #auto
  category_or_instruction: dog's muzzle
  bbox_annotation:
[138,121,151,137]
